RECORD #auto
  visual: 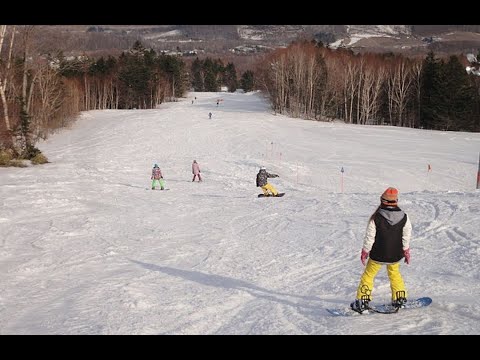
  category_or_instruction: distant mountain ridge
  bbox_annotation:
[45,25,480,56]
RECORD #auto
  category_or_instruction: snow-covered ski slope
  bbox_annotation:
[1,91,479,334]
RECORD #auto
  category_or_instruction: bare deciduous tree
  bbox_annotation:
[360,64,385,125]
[0,25,16,148]
[411,60,423,128]
[388,56,414,127]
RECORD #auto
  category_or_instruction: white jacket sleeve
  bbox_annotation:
[402,214,412,250]
[363,219,376,252]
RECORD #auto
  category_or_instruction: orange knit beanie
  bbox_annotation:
[381,187,398,206]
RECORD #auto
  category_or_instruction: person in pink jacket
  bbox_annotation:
[192,160,202,182]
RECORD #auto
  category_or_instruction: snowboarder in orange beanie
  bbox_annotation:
[351,187,412,313]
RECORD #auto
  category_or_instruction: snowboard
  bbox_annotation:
[258,193,285,198]
[326,297,432,317]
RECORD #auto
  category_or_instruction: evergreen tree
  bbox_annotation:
[144,48,157,67]
[240,70,255,92]
[420,51,444,129]
[442,55,478,131]
[158,54,188,99]
[130,40,145,55]
[203,58,218,92]
[59,56,86,78]
[214,58,225,88]
[224,63,237,92]
[18,103,37,158]
[420,52,479,131]
[191,57,204,91]
[88,57,107,75]
[118,43,152,109]
[106,56,117,71]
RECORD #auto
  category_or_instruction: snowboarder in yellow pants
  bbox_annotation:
[256,167,280,196]
[351,187,412,313]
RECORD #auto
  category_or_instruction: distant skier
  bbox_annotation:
[151,164,165,190]
[208,112,212,119]
[350,187,412,313]
[256,166,280,196]
[192,160,202,182]
[216,100,219,107]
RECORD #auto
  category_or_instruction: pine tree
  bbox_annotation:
[240,70,255,92]
[158,54,188,100]
[224,63,237,92]
[191,57,204,91]
[420,52,479,131]
[118,42,152,109]
[420,51,444,129]
[130,40,145,55]
[442,55,478,131]
[203,58,218,92]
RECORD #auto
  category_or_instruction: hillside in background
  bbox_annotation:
[39,25,480,57]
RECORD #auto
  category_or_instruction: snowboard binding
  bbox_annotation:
[350,295,371,314]
[392,291,407,309]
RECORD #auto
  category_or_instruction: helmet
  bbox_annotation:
[154,164,159,168]
[260,166,266,170]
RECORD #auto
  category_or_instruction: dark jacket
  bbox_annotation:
[368,206,408,263]
[256,169,278,187]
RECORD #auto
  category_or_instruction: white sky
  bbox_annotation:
[1,91,479,334]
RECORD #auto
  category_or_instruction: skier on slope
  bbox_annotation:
[256,166,280,196]
[151,164,165,190]
[192,160,202,182]
[350,187,412,313]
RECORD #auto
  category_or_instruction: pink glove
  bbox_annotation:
[404,248,410,264]
[361,249,369,266]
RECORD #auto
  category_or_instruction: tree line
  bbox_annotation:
[188,56,256,93]
[256,40,480,132]
[2,27,479,166]
[0,25,257,164]
[0,27,189,160]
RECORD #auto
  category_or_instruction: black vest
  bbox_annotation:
[369,211,407,263]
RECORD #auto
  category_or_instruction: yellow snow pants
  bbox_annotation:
[261,183,278,196]
[356,259,407,301]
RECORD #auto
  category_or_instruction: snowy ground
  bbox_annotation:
[1,91,479,334]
